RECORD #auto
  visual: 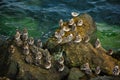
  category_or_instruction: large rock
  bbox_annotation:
[68,68,85,80]
[45,13,97,51]
[45,13,120,75]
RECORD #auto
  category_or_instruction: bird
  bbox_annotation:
[59,29,65,37]
[95,66,101,75]
[55,31,61,39]
[28,37,34,45]
[58,63,65,72]
[95,38,101,48]
[62,26,70,32]
[22,28,28,41]
[59,19,64,27]
[81,63,92,74]
[58,56,64,64]
[36,39,43,48]
[67,33,73,42]
[9,45,15,54]
[113,66,120,76]
[69,18,74,26]
[23,42,29,55]
[107,49,113,55]
[84,35,90,43]
[45,60,52,69]
[57,36,63,43]
[71,24,77,31]
[71,12,79,17]
[74,34,82,43]
[77,19,83,26]
[14,29,21,41]
[34,50,42,65]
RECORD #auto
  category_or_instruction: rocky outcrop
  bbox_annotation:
[0,13,120,80]
[45,13,120,75]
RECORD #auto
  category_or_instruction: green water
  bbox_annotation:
[0,0,120,51]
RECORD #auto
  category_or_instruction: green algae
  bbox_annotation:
[0,15,42,38]
[96,22,120,50]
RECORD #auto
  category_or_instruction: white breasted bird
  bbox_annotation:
[37,39,42,48]
[62,26,70,32]
[59,19,64,27]
[9,45,15,54]
[74,34,82,43]
[84,35,90,43]
[28,37,34,45]
[81,63,92,74]
[22,28,28,41]
[23,42,29,55]
[15,29,21,41]
[95,38,101,48]
[58,63,65,72]
[107,49,113,55]
[67,33,73,42]
[95,66,101,75]
[71,12,79,17]
[113,66,120,76]
[69,18,74,26]
[77,19,83,26]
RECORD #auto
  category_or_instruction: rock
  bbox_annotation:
[68,68,85,80]
[45,13,97,52]
[0,77,10,80]
[45,13,120,75]
[91,76,120,80]
[0,13,120,80]
[0,40,69,80]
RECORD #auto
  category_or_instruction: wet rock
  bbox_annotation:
[68,68,85,80]
[45,13,97,51]
[46,13,120,75]
[91,76,120,80]
[0,77,10,80]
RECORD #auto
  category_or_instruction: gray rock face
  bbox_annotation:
[68,68,85,80]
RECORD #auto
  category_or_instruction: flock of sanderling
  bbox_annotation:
[8,28,65,72]
[8,12,119,75]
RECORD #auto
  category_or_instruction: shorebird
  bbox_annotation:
[69,18,74,26]
[58,63,65,72]
[22,28,28,41]
[107,49,113,55]
[62,26,70,32]
[74,34,82,43]
[9,45,15,54]
[71,12,79,17]
[71,24,77,31]
[15,29,21,41]
[95,38,101,48]
[45,60,52,69]
[37,39,42,48]
[84,35,90,43]
[57,36,63,43]
[28,37,34,45]
[23,43,29,55]
[35,50,42,65]
[55,31,61,39]
[113,66,120,76]
[59,19,64,27]
[59,29,65,37]
[95,66,101,75]
[77,19,83,26]
[58,56,64,64]
[67,33,73,42]
[81,63,92,74]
